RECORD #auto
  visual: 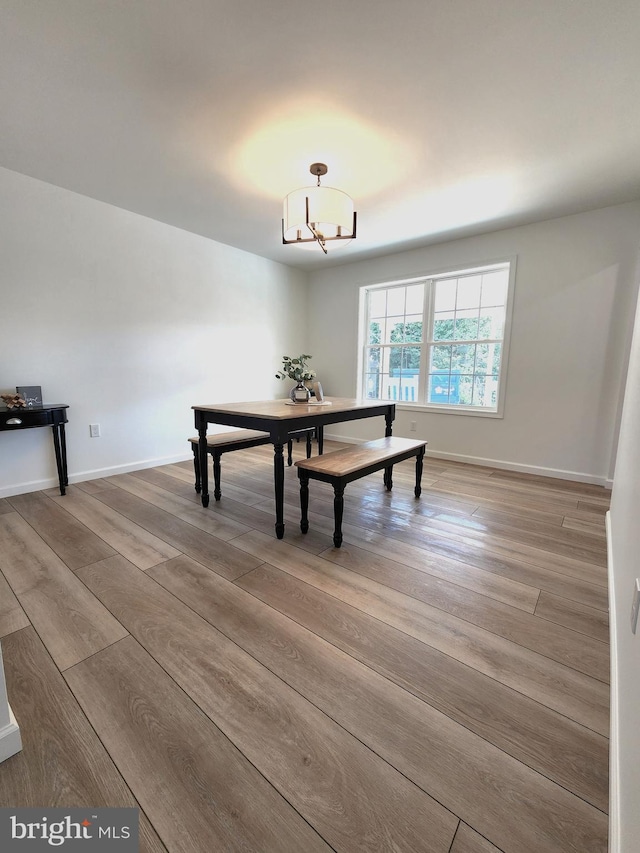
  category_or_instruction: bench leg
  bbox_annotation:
[384,465,393,491]
[198,427,210,507]
[415,447,425,498]
[192,446,201,493]
[333,483,345,548]
[213,451,222,501]
[299,472,309,534]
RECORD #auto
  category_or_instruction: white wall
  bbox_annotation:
[308,203,640,483]
[608,275,640,853]
[0,167,308,497]
[0,642,21,763]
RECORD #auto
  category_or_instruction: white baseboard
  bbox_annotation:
[322,433,364,446]
[0,704,22,764]
[425,448,610,486]
[323,433,611,486]
[606,511,620,853]
[1,437,611,498]
[0,453,192,499]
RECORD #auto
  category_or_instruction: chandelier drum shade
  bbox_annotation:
[282,163,357,254]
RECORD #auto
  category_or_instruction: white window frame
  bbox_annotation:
[356,258,516,418]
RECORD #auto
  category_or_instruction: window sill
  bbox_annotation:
[395,402,504,419]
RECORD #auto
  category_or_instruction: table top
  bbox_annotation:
[0,404,69,432]
[192,397,392,421]
[0,404,68,413]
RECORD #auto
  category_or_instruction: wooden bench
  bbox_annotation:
[189,428,315,500]
[295,436,427,547]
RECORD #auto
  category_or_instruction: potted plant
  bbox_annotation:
[276,354,316,402]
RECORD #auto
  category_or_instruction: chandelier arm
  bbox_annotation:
[306,222,328,253]
[304,195,327,253]
[282,226,325,246]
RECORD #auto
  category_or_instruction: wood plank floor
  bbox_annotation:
[0,440,610,852]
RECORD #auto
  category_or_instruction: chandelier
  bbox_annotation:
[282,163,357,254]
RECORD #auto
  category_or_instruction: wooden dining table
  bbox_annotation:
[192,397,396,538]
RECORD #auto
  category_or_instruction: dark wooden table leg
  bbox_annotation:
[51,424,66,495]
[198,421,209,507]
[274,442,285,539]
[317,425,324,455]
[415,447,425,497]
[385,406,394,437]
[384,404,394,486]
[299,471,309,533]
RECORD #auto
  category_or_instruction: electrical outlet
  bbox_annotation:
[409,421,417,432]
[89,423,101,438]
[631,579,640,634]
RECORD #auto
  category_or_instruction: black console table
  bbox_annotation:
[0,404,69,495]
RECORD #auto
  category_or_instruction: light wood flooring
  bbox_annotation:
[0,440,610,852]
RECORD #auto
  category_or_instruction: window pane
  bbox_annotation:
[480,271,508,306]
[367,347,380,371]
[491,343,502,374]
[429,372,452,403]
[454,311,479,340]
[369,289,387,318]
[434,280,456,312]
[376,374,392,400]
[403,315,423,341]
[433,312,454,340]
[406,284,424,314]
[471,375,484,406]
[389,321,405,343]
[478,308,504,339]
[389,346,403,375]
[390,320,422,343]
[458,375,473,405]
[472,374,499,407]
[386,287,405,317]
[398,370,419,402]
[365,373,381,399]
[384,373,402,401]
[452,344,476,374]
[402,346,421,370]
[456,276,482,310]
[430,344,452,371]
[368,321,382,345]
[475,343,489,374]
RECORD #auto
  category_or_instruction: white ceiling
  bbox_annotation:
[2,0,640,270]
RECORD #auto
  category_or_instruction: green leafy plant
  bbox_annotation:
[275,354,316,383]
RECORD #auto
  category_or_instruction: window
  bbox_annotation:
[359,261,514,415]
